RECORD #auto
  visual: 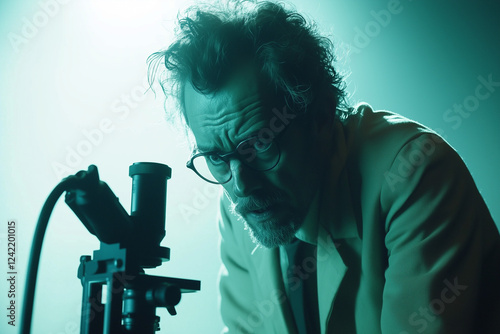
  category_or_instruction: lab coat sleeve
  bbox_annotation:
[380,133,500,333]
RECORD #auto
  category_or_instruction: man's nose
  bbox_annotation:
[229,159,262,197]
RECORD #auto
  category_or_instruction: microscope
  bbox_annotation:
[21,162,200,333]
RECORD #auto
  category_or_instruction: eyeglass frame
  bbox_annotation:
[186,132,286,184]
[186,109,307,184]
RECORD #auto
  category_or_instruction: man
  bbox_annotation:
[149,1,500,333]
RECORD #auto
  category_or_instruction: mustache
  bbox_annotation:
[230,190,287,215]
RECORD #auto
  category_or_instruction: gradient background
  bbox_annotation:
[1,0,499,333]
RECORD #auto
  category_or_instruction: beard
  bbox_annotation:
[229,190,306,248]
[243,215,301,248]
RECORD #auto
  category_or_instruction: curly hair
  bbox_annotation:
[148,0,350,125]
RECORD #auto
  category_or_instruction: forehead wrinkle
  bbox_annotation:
[227,92,269,133]
[195,110,237,152]
[202,93,266,138]
[185,64,274,153]
[197,118,239,153]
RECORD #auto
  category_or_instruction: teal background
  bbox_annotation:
[1,1,498,333]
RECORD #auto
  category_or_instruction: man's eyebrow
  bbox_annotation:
[194,144,219,153]
[195,129,262,153]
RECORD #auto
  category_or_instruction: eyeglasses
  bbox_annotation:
[186,135,282,184]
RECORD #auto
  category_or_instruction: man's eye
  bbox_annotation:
[253,139,272,153]
[207,154,225,165]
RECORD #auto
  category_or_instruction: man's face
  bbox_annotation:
[183,65,330,248]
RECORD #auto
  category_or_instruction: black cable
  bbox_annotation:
[20,177,77,334]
